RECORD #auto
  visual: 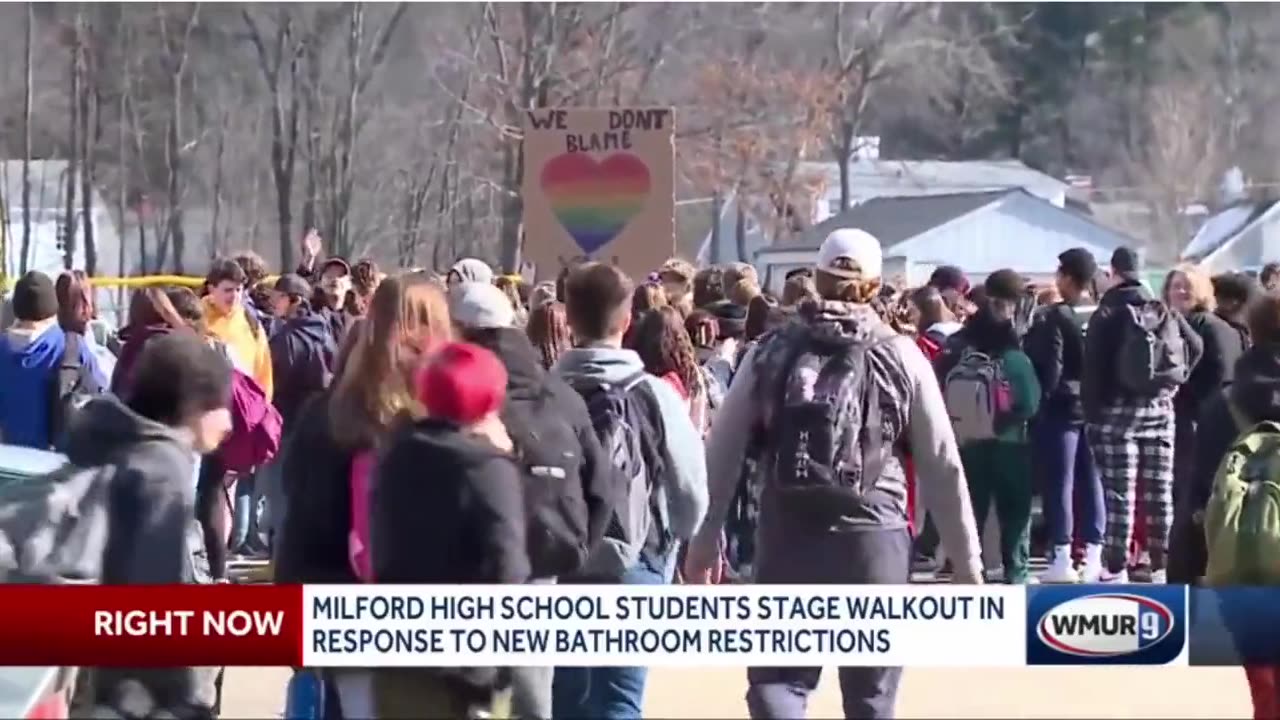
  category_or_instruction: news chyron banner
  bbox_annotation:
[2,584,1277,667]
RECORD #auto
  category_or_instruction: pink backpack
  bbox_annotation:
[348,449,375,582]
[219,369,283,474]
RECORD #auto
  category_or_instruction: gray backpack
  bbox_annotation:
[766,330,898,519]
[567,372,668,579]
[1117,301,1189,395]
[0,464,114,583]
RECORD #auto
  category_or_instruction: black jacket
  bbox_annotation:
[1024,302,1089,423]
[1189,345,1280,515]
[934,306,1021,380]
[1173,344,1280,583]
[273,392,361,585]
[1082,276,1204,421]
[1176,309,1249,421]
[372,419,529,696]
[269,308,336,429]
[372,419,530,585]
[64,397,218,716]
[463,326,616,578]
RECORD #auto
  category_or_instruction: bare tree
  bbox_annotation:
[78,6,99,275]
[61,6,82,270]
[242,6,308,269]
[155,3,200,274]
[19,2,34,274]
[1130,76,1224,258]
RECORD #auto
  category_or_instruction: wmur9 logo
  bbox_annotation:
[1026,586,1187,665]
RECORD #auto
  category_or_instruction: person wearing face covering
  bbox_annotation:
[935,270,1042,585]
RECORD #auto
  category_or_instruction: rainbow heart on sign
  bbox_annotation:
[540,152,651,255]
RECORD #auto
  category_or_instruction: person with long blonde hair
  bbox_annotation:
[275,272,452,719]
[328,273,453,448]
[1163,263,1248,580]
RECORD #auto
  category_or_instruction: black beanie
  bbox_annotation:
[983,269,1025,302]
[707,299,747,339]
[12,271,58,322]
[1111,246,1139,274]
[1057,248,1098,285]
[929,265,971,295]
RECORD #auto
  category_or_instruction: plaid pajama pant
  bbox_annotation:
[1086,398,1176,574]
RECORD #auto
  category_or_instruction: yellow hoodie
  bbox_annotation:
[202,296,274,400]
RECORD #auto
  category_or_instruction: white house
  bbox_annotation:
[0,160,123,280]
[1180,199,1280,273]
[697,157,1071,269]
[755,189,1134,294]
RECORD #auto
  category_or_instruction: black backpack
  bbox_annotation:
[503,383,591,579]
[1116,300,1189,395]
[766,330,896,520]
[567,371,669,579]
[48,333,98,448]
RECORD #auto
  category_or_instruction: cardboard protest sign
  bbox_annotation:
[521,108,675,279]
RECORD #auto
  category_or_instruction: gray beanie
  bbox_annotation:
[450,282,515,330]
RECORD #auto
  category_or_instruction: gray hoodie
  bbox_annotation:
[690,302,984,583]
[63,396,218,716]
[553,346,709,546]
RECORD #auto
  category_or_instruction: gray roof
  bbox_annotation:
[1181,201,1277,262]
[798,158,1068,205]
[777,190,1010,251]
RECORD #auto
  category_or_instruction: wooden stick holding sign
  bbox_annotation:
[521,108,675,280]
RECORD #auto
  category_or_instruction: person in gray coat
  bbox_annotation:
[64,332,234,719]
[684,229,983,720]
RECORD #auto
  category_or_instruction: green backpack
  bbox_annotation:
[1204,411,1280,586]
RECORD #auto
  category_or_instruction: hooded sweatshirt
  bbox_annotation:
[0,321,107,449]
[553,345,709,549]
[690,301,984,583]
[273,392,360,585]
[202,296,274,400]
[372,418,529,695]
[269,308,337,429]
[1082,275,1203,422]
[111,323,172,396]
[937,307,1041,443]
[1189,345,1280,514]
[463,327,616,578]
[63,396,217,715]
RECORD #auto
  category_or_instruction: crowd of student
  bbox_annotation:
[2,222,1279,719]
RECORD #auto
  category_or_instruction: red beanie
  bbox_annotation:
[417,342,507,426]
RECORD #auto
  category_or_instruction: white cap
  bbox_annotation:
[450,282,515,329]
[816,228,882,280]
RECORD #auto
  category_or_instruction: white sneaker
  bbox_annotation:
[1099,568,1129,584]
[1079,543,1104,583]
[1149,569,1167,585]
[1042,545,1080,583]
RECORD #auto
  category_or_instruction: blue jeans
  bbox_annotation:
[552,552,669,720]
[1032,414,1105,547]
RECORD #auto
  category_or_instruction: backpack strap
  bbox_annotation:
[623,374,673,553]
[47,332,86,443]
[1227,400,1252,434]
